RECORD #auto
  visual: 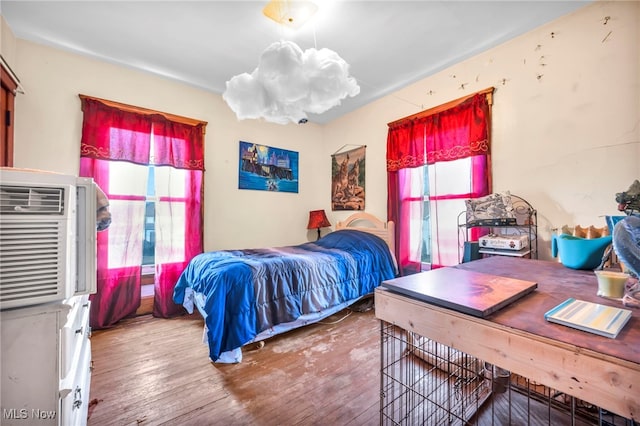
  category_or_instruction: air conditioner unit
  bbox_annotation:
[0,168,97,310]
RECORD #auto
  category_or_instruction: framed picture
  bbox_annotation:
[238,141,299,193]
[331,145,365,210]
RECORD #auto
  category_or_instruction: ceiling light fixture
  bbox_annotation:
[262,0,319,29]
[222,1,360,125]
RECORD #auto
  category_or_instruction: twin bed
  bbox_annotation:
[173,212,398,363]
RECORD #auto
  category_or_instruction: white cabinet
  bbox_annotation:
[1,295,92,425]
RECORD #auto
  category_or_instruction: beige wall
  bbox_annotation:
[6,38,326,251]
[324,0,639,259]
[1,15,17,66]
[4,0,639,260]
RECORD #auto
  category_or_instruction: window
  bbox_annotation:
[400,158,474,269]
[398,166,430,267]
[104,160,148,270]
[143,200,156,265]
[387,90,493,275]
[425,157,475,267]
[80,95,206,327]
[105,139,190,280]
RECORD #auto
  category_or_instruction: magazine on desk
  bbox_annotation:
[544,298,632,338]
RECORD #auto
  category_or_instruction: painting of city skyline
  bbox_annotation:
[238,141,299,193]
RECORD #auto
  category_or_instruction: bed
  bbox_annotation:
[173,212,397,363]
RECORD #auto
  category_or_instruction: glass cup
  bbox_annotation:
[594,270,629,299]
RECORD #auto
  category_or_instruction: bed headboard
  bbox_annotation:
[335,212,396,262]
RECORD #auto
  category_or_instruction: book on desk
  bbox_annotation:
[544,298,632,338]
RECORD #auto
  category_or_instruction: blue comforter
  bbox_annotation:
[173,229,397,361]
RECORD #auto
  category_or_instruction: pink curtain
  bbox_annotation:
[387,92,492,274]
[151,117,204,318]
[80,98,151,328]
[79,98,205,326]
[386,121,427,274]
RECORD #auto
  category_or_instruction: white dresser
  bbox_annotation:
[1,294,92,425]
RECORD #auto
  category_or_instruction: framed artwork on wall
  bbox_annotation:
[331,145,365,210]
[238,141,299,193]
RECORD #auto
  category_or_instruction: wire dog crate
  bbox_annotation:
[380,322,490,425]
[380,321,636,426]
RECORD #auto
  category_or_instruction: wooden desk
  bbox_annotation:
[375,256,640,421]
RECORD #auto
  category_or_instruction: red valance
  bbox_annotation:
[152,117,205,171]
[80,97,152,165]
[80,96,205,171]
[387,90,492,171]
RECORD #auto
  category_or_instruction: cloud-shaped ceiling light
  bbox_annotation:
[222,40,360,125]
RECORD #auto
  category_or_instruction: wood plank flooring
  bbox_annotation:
[88,306,381,426]
[88,302,628,426]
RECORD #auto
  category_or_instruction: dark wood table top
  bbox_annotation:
[453,257,640,365]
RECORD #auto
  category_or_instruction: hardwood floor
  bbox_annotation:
[88,307,381,426]
[87,305,630,426]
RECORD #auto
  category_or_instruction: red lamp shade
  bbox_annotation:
[307,209,331,240]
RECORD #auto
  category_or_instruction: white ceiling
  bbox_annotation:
[1,0,590,124]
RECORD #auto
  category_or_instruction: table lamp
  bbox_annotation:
[307,209,331,240]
